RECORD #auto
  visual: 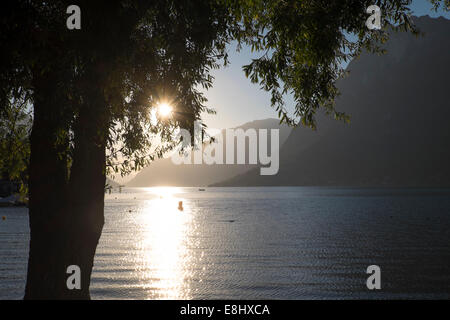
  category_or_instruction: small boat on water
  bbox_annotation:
[198,188,206,191]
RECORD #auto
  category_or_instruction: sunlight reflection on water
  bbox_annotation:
[132,187,194,299]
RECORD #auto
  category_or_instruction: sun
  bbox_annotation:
[158,102,172,118]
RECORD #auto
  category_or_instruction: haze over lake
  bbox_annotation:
[1,187,449,299]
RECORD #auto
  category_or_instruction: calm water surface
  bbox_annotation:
[1,187,450,299]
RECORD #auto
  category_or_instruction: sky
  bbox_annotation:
[201,1,450,130]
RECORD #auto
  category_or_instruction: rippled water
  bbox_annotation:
[1,187,450,299]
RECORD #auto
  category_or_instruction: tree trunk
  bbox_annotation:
[25,72,72,299]
[25,71,108,299]
[65,88,108,299]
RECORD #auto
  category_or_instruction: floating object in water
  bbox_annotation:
[2,216,5,221]
[198,188,206,191]
[128,210,132,213]
[178,201,184,211]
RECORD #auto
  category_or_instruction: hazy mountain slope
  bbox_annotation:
[106,177,121,188]
[127,118,291,187]
[213,16,450,187]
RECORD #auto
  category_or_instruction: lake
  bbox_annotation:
[1,187,450,299]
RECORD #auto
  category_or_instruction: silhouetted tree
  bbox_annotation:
[0,0,447,299]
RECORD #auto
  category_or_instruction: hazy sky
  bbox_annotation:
[201,1,450,130]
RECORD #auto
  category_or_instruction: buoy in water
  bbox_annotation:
[178,201,184,211]
[2,216,5,221]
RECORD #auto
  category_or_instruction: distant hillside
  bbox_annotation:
[106,177,121,188]
[127,118,291,187]
[213,16,450,187]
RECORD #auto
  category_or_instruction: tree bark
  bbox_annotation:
[25,70,108,299]
[65,84,108,299]
[25,72,72,299]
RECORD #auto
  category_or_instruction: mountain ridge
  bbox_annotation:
[126,118,291,187]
